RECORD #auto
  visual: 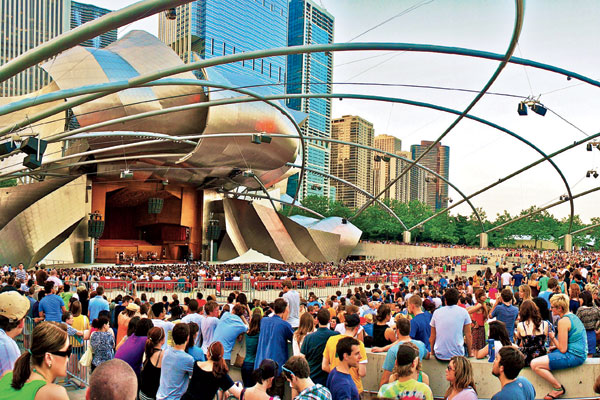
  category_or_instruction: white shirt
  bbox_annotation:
[501,272,512,286]
[47,275,63,287]
[152,319,175,350]
[181,313,204,347]
[283,289,300,328]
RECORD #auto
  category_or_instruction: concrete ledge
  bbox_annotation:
[364,350,600,399]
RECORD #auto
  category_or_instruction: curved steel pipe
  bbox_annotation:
[0,0,196,84]
[286,163,408,230]
[251,175,278,214]
[559,223,600,239]
[354,0,525,222]
[217,190,325,219]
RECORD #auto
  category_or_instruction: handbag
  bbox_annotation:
[231,335,247,368]
[79,344,93,367]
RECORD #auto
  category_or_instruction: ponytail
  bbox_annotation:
[11,352,32,389]
[208,341,228,377]
[144,327,164,366]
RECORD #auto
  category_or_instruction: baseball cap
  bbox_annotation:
[0,291,30,322]
[345,313,360,328]
[396,344,418,366]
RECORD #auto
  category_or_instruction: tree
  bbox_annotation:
[0,178,17,188]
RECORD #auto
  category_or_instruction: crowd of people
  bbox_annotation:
[0,249,600,399]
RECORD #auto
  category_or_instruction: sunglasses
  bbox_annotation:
[49,345,72,358]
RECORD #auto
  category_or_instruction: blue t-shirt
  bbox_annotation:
[430,305,471,360]
[156,348,194,400]
[326,367,359,400]
[39,294,65,322]
[513,273,524,287]
[491,376,535,400]
[212,312,248,360]
[491,304,519,342]
[410,312,432,351]
[187,346,206,362]
[383,339,428,372]
[88,295,109,321]
[538,292,552,309]
[254,315,293,372]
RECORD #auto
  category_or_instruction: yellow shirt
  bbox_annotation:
[71,315,88,347]
[322,334,368,393]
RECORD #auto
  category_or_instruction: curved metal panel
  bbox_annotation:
[310,217,362,260]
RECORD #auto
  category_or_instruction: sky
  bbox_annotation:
[83,0,600,223]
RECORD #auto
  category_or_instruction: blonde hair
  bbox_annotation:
[444,356,477,398]
[294,312,314,344]
[550,293,569,313]
[519,284,532,300]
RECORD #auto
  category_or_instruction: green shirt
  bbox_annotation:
[378,379,433,400]
[60,292,73,306]
[0,372,46,400]
[538,276,549,292]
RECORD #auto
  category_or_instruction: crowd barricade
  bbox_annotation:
[134,280,196,300]
[65,338,89,387]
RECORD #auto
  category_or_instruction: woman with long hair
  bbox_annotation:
[444,356,477,400]
[569,284,583,313]
[182,341,242,400]
[476,320,514,359]
[575,291,600,356]
[115,318,154,377]
[515,300,549,366]
[0,322,70,399]
[372,304,393,347]
[529,273,540,297]
[519,284,532,303]
[139,327,166,400]
[240,359,278,400]
[185,322,206,361]
[292,312,315,356]
[242,311,262,387]
[467,289,488,352]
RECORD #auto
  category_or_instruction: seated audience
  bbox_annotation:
[491,347,535,400]
[377,343,433,400]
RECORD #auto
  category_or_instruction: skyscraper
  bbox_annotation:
[285,0,334,200]
[331,115,374,209]
[71,1,117,49]
[410,140,450,210]
[1,0,70,97]
[373,134,413,203]
[158,0,288,91]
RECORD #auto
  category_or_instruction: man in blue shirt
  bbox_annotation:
[39,281,66,322]
[491,288,519,342]
[212,304,248,361]
[491,347,535,400]
[88,286,109,321]
[326,337,360,400]
[255,298,293,372]
[407,295,431,351]
[156,323,195,400]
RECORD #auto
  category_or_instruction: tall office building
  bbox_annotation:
[158,0,288,91]
[71,1,116,49]
[410,140,450,210]
[373,134,413,203]
[285,0,334,200]
[331,115,374,209]
[1,0,70,97]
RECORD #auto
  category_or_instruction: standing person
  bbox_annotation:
[468,289,488,352]
[430,288,473,360]
[88,286,109,321]
[90,315,115,372]
[490,289,519,343]
[254,298,293,372]
[212,304,248,362]
[300,308,339,386]
[39,281,66,322]
[181,299,204,347]
[151,303,175,351]
[322,314,367,395]
[181,341,242,400]
[201,301,220,354]
[407,295,432,351]
[326,337,361,400]
[283,355,332,400]
[0,291,30,376]
[115,318,154,377]
[117,302,139,345]
[139,327,166,400]
[156,323,195,400]
[293,312,315,356]
[576,291,600,356]
[444,356,477,400]
[86,359,138,400]
[491,347,535,400]
[378,344,433,400]
[282,281,300,329]
[530,294,587,400]
[242,312,262,388]
[0,322,70,400]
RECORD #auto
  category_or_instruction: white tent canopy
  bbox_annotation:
[223,248,284,264]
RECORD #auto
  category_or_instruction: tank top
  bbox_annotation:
[372,323,392,347]
[564,313,587,359]
[139,350,162,398]
[0,372,46,400]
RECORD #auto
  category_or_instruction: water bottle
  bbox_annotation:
[488,339,495,362]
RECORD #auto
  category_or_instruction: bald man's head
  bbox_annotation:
[87,359,137,400]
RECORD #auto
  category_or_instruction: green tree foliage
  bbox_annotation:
[284,195,598,248]
[0,178,17,188]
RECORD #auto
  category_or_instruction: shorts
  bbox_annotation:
[548,350,585,371]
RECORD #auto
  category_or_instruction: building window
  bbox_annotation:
[223,42,226,55]
[211,38,214,55]
[269,63,272,78]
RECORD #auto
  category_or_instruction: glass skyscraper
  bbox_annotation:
[285,0,334,201]
[71,1,117,49]
[410,140,450,210]
[158,0,288,93]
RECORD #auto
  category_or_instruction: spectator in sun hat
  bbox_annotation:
[0,290,31,375]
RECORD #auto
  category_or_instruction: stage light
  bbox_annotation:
[588,143,594,151]
[242,169,255,178]
[0,141,16,156]
[259,134,272,144]
[586,170,591,178]
[165,8,177,20]
[120,169,133,179]
[596,172,599,179]
[517,102,528,116]
[374,155,381,162]
[251,134,261,144]
[530,103,547,116]
[382,156,390,162]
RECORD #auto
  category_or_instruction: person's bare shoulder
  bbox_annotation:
[36,383,69,400]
